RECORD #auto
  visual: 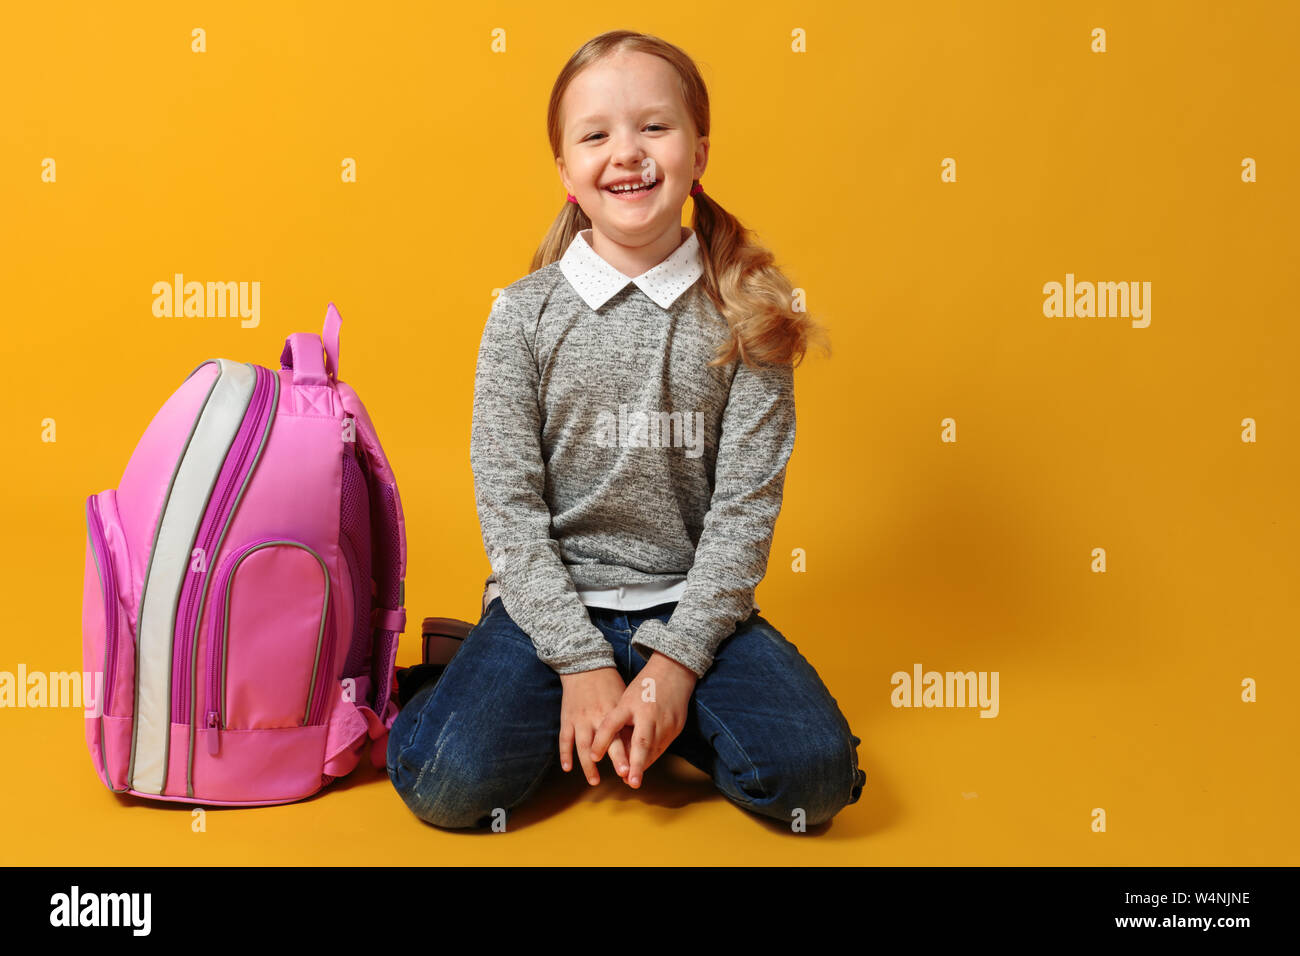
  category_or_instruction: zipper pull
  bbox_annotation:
[206,711,220,755]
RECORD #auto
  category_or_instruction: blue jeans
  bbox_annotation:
[386,596,866,829]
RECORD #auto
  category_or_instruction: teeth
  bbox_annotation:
[608,181,656,192]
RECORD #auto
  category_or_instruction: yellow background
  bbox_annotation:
[1,1,1296,864]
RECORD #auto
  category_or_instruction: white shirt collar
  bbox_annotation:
[558,227,703,311]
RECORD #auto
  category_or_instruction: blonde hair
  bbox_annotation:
[530,30,831,370]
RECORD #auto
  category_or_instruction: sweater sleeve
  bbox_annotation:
[469,291,618,675]
[630,357,797,678]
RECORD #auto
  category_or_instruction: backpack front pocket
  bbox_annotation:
[203,538,334,756]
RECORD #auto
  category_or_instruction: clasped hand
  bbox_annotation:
[558,652,698,788]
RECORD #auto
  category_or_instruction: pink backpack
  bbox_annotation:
[80,304,407,805]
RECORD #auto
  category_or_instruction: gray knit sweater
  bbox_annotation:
[469,228,796,679]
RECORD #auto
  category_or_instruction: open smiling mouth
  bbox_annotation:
[604,180,661,198]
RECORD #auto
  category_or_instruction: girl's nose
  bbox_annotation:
[609,138,644,165]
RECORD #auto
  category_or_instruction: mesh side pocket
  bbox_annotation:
[373,482,402,609]
[370,481,403,711]
[339,444,373,679]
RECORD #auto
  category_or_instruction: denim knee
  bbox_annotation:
[388,741,495,829]
[730,730,865,828]
[385,694,483,828]
[385,686,547,830]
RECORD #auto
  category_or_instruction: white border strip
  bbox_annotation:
[131,359,256,794]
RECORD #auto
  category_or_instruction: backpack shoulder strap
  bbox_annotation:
[324,305,407,767]
[339,385,405,746]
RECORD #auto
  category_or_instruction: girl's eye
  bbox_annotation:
[584,124,668,142]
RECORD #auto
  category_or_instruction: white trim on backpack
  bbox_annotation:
[130,359,256,795]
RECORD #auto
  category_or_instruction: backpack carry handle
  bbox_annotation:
[323,302,341,380]
[280,303,343,385]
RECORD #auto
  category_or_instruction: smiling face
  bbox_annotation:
[556,49,708,249]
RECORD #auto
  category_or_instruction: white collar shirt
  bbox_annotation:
[558,227,703,311]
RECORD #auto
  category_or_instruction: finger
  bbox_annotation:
[575,723,599,786]
[558,720,574,773]
[641,724,672,777]
[626,715,653,788]
[620,726,638,776]
[590,702,629,763]
[607,730,631,777]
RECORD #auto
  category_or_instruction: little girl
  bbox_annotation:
[387,29,865,830]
